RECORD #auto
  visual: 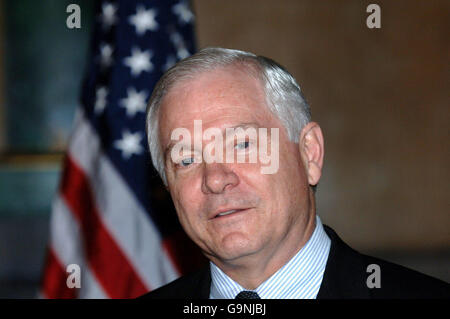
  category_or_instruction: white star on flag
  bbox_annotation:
[100,43,114,68]
[177,47,189,60]
[163,55,176,71]
[129,6,158,35]
[100,2,118,29]
[172,1,194,25]
[170,32,190,60]
[94,86,108,114]
[124,47,153,77]
[170,32,190,59]
[120,87,148,117]
[114,130,144,159]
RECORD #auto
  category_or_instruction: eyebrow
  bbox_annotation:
[163,122,260,163]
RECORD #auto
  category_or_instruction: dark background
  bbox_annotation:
[0,0,448,297]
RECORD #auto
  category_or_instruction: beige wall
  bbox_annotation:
[192,0,449,251]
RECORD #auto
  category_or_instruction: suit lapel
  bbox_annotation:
[192,265,212,298]
[317,225,370,299]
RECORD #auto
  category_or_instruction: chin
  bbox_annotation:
[215,233,260,261]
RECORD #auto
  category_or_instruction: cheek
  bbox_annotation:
[237,165,276,211]
[264,152,306,210]
[279,142,306,182]
[171,181,202,221]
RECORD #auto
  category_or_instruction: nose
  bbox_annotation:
[201,163,239,194]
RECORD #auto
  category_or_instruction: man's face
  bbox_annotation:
[158,66,314,265]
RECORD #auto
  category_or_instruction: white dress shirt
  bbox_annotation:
[209,215,331,299]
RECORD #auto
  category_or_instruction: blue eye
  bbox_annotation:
[235,141,250,150]
[180,157,194,167]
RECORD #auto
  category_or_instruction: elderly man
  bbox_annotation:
[141,48,449,299]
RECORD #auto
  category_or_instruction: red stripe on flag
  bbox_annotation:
[60,155,149,298]
[41,247,77,299]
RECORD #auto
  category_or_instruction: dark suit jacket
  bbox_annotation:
[140,225,450,299]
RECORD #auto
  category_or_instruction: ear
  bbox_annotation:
[298,122,324,186]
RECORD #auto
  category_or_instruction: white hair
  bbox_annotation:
[146,47,311,185]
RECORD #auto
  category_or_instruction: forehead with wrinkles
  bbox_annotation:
[158,66,280,150]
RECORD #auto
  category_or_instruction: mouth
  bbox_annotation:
[211,208,250,219]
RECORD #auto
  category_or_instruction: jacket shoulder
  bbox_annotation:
[138,265,211,299]
[361,253,450,298]
[320,225,450,299]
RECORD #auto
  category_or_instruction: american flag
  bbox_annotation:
[40,0,204,298]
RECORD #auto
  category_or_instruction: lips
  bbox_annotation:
[211,208,249,219]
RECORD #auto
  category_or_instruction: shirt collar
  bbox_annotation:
[209,215,331,299]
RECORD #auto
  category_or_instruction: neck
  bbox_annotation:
[212,192,317,290]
